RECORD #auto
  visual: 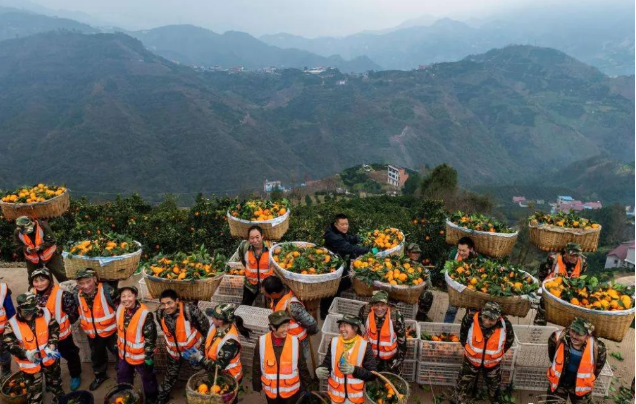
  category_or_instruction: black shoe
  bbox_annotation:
[89,375,109,391]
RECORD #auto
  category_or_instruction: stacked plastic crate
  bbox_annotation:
[339,290,419,320]
[234,305,272,369]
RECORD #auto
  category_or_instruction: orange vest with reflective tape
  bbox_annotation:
[161,302,203,360]
[547,330,596,396]
[9,309,56,374]
[19,222,57,264]
[33,285,71,341]
[259,332,301,399]
[244,242,273,285]
[0,283,9,334]
[205,324,243,380]
[464,312,506,368]
[117,303,150,365]
[78,283,117,338]
[365,308,397,360]
[271,291,307,341]
[328,335,367,404]
[549,254,582,279]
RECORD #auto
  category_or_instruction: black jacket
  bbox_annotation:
[323,224,369,259]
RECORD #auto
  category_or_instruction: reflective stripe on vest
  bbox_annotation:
[205,324,243,380]
[9,308,55,373]
[161,302,203,360]
[271,291,308,341]
[364,308,397,360]
[464,312,506,368]
[244,248,273,286]
[549,254,582,279]
[33,285,71,340]
[117,303,150,365]
[78,283,116,338]
[547,330,596,396]
[0,283,8,334]
[18,222,57,264]
[259,333,300,399]
[328,335,367,404]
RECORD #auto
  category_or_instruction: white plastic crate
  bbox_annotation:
[322,314,345,335]
[328,298,366,317]
[416,362,513,387]
[235,305,272,334]
[216,275,244,297]
[340,290,418,320]
[404,319,418,360]
[514,362,612,397]
[317,332,339,364]
[514,325,558,368]
[401,360,417,383]
[240,341,256,369]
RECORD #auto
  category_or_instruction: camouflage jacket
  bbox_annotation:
[13,220,57,256]
[548,329,606,378]
[35,286,80,324]
[4,309,60,360]
[538,253,588,281]
[199,325,241,373]
[156,303,210,340]
[358,304,407,363]
[121,302,157,362]
[271,290,319,336]
[459,310,515,356]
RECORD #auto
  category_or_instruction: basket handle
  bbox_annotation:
[370,371,405,404]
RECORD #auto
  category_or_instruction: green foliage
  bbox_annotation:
[421,164,458,198]
[402,172,420,196]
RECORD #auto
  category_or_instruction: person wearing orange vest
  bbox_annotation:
[3,292,64,404]
[30,268,82,391]
[444,236,481,323]
[253,311,313,404]
[315,315,377,404]
[546,318,607,404]
[75,268,119,391]
[0,280,15,381]
[238,225,274,306]
[358,290,406,373]
[14,216,67,282]
[262,276,318,360]
[155,289,209,404]
[535,243,588,326]
[452,302,515,404]
[116,286,158,404]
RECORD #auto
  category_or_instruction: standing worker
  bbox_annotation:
[452,302,515,404]
[357,290,407,373]
[253,311,313,404]
[535,243,587,325]
[315,315,378,404]
[0,280,15,381]
[30,268,82,391]
[155,289,210,404]
[237,225,274,306]
[4,292,64,404]
[405,243,434,322]
[444,236,480,323]
[14,216,67,282]
[546,318,606,404]
[75,268,119,390]
[116,286,158,404]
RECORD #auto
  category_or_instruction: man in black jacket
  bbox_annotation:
[321,214,372,318]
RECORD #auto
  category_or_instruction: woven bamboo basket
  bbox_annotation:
[445,220,518,258]
[227,210,290,240]
[542,279,635,342]
[104,384,142,404]
[63,242,142,281]
[270,241,344,301]
[445,271,536,317]
[374,281,427,304]
[351,275,375,297]
[529,224,601,252]
[0,190,70,221]
[186,371,238,404]
[143,270,223,301]
[364,372,410,404]
[1,372,26,404]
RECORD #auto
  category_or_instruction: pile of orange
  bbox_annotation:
[352,253,426,286]
[229,199,288,221]
[272,243,342,275]
[197,382,229,395]
[361,228,404,251]
[545,276,633,311]
[1,184,66,203]
[144,247,225,280]
[226,267,245,276]
[3,376,26,397]
[421,332,459,342]
[68,234,137,257]
[446,259,538,297]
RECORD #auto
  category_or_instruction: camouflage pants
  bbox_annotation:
[533,297,547,326]
[545,386,594,404]
[417,290,434,319]
[157,355,182,404]
[23,361,64,404]
[453,360,501,403]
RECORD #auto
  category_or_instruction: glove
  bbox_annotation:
[339,361,355,375]
[371,248,379,255]
[187,348,203,364]
[44,346,61,360]
[315,367,330,380]
[145,359,154,367]
[26,351,40,363]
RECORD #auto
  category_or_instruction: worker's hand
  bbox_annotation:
[315,366,330,380]
[44,346,61,360]
[26,351,40,363]
[388,358,402,372]
[144,359,154,368]
[371,248,379,255]
[185,348,203,364]
[339,361,355,375]
[26,247,35,254]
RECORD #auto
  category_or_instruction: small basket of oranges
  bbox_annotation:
[0,184,69,220]
[104,384,141,404]
[364,371,410,404]
[186,371,238,404]
[227,199,290,240]
[1,372,27,404]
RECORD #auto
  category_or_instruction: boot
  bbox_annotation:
[89,374,109,391]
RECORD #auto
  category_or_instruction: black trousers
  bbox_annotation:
[59,334,82,378]
[87,332,118,377]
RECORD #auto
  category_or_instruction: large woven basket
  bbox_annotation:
[63,242,142,281]
[0,190,70,221]
[529,224,601,252]
[186,371,238,404]
[227,210,290,240]
[542,279,635,342]
[364,372,410,404]
[351,274,375,297]
[445,271,536,317]
[143,270,223,301]
[270,241,344,301]
[374,280,427,304]
[445,220,518,258]
[1,372,26,404]
[373,229,405,258]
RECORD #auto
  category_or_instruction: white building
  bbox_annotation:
[387,165,409,188]
[264,180,283,192]
[605,241,635,269]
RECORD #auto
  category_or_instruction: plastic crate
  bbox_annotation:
[514,325,558,368]
[322,314,345,335]
[401,360,417,383]
[416,362,513,387]
[328,298,366,317]
[317,332,339,364]
[513,362,612,397]
[340,290,418,320]
[240,341,256,369]
[216,275,244,297]
[235,305,272,334]
[404,319,419,360]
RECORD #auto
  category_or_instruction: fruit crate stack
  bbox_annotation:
[339,290,419,320]
[328,297,367,317]
[317,332,339,364]
[235,305,272,368]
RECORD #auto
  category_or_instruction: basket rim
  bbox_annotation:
[63,241,142,261]
[226,209,290,225]
[270,241,344,282]
[186,370,238,398]
[541,278,635,316]
[445,268,538,302]
[446,219,518,237]
[528,223,602,235]
[143,268,224,284]
[0,372,25,398]
[0,189,68,207]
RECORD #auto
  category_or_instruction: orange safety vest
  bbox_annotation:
[547,330,596,396]
[78,283,117,338]
[0,283,9,334]
[364,308,398,360]
[33,285,71,340]
[117,303,150,365]
[161,302,203,360]
[549,254,582,279]
[464,312,506,368]
[328,335,368,404]
[259,332,301,399]
[9,308,56,374]
[205,324,243,380]
[18,222,57,264]
[244,243,273,286]
[271,291,307,341]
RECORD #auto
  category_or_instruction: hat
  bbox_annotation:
[207,303,237,323]
[29,267,52,284]
[75,268,97,280]
[481,301,502,320]
[570,317,594,335]
[16,292,39,313]
[117,286,139,296]
[268,310,291,327]
[406,243,421,253]
[370,290,389,304]
[565,243,583,256]
[16,216,33,227]
[336,314,363,330]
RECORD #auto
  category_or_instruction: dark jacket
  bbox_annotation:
[319,335,377,384]
[459,309,515,366]
[323,224,369,259]
[548,329,606,379]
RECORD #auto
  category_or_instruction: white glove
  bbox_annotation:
[25,351,40,363]
[189,349,203,363]
[339,361,355,375]
[315,367,330,380]
[44,346,61,360]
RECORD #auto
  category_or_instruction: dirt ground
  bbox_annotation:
[0,267,633,404]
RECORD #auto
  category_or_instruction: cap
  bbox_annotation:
[565,243,583,256]
[16,292,38,313]
[570,317,594,335]
[207,303,237,323]
[370,290,389,304]
[406,243,421,253]
[16,216,32,227]
[117,286,139,296]
[29,267,52,284]
[481,301,502,320]
[268,310,291,327]
[75,268,97,280]
[336,314,363,329]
